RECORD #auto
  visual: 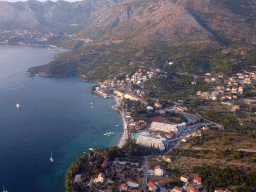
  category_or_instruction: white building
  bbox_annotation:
[154,165,164,176]
[95,172,105,183]
[135,135,166,150]
[151,122,186,133]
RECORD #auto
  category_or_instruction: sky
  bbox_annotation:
[1,0,82,2]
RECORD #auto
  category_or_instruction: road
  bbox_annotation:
[142,156,151,192]
[194,110,222,128]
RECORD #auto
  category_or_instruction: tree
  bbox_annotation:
[131,128,136,133]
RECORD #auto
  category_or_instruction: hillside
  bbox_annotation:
[26,0,256,80]
[0,0,120,29]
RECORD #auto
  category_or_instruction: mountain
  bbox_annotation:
[0,0,120,29]
[24,0,256,79]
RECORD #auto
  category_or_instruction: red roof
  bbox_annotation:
[130,125,135,129]
[121,183,128,189]
[194,176,201,183]
[187,186,196,192]
[101,157,109,169]
[140,99,147,104]
[155,165,164,170]
[99,172,105,177]
[181,175,189,179]
[147,181,156,189]
[155,102,161,106]
[162,155,171,160]
[173,186,183,192]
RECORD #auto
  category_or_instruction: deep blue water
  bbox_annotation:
[0,45,122,191]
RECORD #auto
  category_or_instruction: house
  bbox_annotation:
[173,186,183,192]
[227,96,232,100]
[121,183,128,191]
[217,86,225,90]
[238,86,243,94]
[203,126,209,130]
[232,88,238,94]
[177,106,187,112]
[180,175,189,183]
[95,172,105,183]
[101,156,109,169]
[146,106,154,110]
[221,96,226,100]
[127,181,139,189]
[205,77,210,82]
[140,99,148,106]
[182,137,189,142]
[187,186,198,192]
[219,74,224,78]
[234,105,240,110]
[147,181,158,191]
[74,174,82,183]
[189,173,198,179]
[160,74,167,78]
[196,91,201,96]
[154,165,165,176]
[193,176,202,185]
[162,155,172,162]
[154,102,162,109]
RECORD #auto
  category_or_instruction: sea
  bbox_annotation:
[0,44,123,192]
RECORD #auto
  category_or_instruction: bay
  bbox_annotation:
[0,45,122,191]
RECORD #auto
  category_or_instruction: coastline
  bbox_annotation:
[90,90,128,148]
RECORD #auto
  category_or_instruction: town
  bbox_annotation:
[63,65,256,192]
[0,29,77,46]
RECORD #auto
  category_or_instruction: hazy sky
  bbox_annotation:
[2,0,82,2]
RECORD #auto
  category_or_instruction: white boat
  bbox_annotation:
[50,151,54,162]
[104,132,115,136]
[16,104,21,108]
[115,125,120,127]
[89,148,94,151]
[3,185,7,192]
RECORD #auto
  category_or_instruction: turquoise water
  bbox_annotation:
[133,134,139,138]
[0,45,122,191]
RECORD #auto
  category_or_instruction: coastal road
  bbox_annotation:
[142,156,149,192]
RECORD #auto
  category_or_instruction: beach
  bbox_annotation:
[113,96,129,148]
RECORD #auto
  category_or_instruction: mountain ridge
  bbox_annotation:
[10,0,255,80]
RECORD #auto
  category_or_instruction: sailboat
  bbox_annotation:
[3,185,7,192]
[50,151,54,162]
[16,104,21,108]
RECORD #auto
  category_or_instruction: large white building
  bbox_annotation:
[114,90,124,98]
[135,135,166,151]
[150,122,186,133]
